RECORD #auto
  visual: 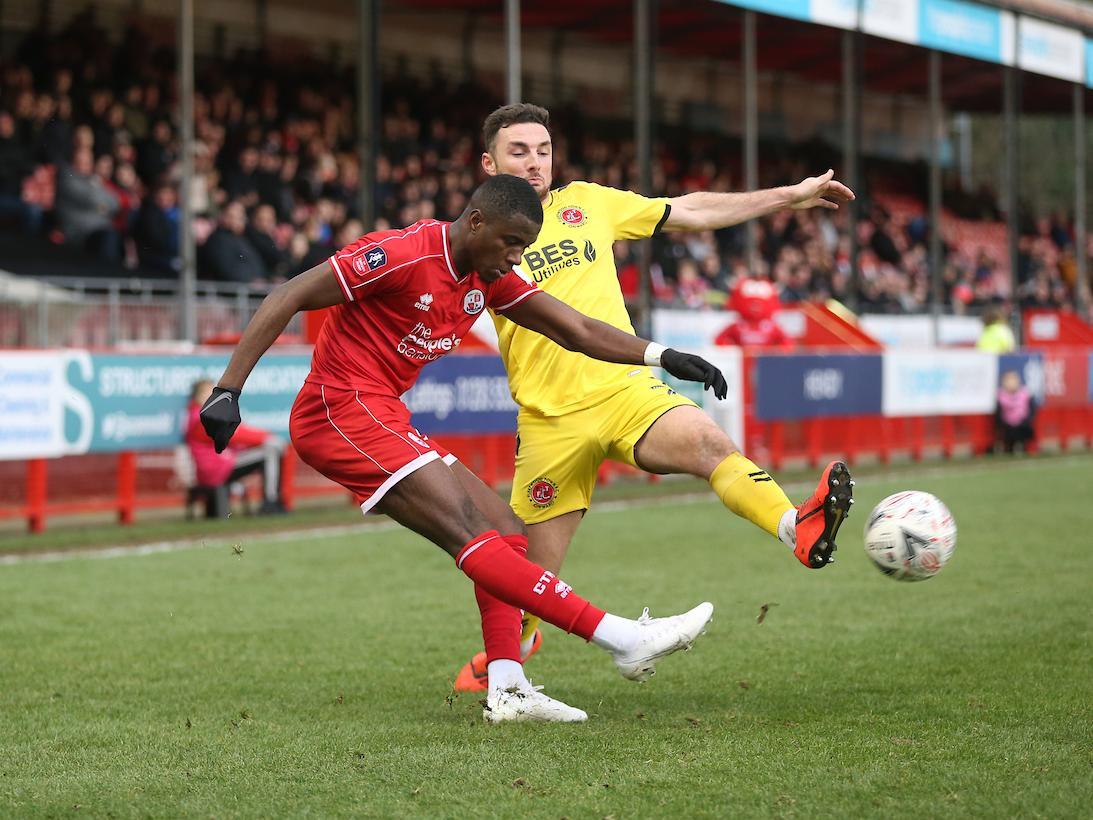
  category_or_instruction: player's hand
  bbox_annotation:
[661,350,728,400]
[200,386,242,453]
[788,169,855,211]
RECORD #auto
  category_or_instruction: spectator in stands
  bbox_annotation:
[134,183,180,273]
[55,146,121,262]
[255,146,292,219]
[994,370,1036,454]
[224,145,260,207]
[185,379,285,515]
[675,259,709,309]
[0,110,40,233]
[34,94,73,165]
[977,305,1016,353]
[136,118,174,184]
[246,203,287,279]
[0,20,1086,317]
[200,200,267,283]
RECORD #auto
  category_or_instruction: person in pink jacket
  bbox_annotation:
[185,379,285,513]
[995,370,1036,454]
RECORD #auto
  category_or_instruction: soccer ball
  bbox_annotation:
[863,491,956,582]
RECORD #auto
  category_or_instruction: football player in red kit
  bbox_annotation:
[199,175,727,723]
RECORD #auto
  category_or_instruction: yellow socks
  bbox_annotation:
[709,452,794,539]
[520,614,540,657]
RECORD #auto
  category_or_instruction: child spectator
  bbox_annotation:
[185,379,285,514]
[994,370,1036,454]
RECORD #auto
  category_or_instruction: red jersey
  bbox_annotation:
[308,220,539,395]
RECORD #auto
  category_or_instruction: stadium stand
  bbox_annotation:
[0,12,1086,317]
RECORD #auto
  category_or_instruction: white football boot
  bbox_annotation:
[613,602,714,682]
[483,682,588,724]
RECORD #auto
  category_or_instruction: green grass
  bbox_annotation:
[1,455,1091,818]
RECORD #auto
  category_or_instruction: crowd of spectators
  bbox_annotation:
[0,12,1088,317]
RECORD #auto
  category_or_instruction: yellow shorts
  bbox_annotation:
[510,373,697,524]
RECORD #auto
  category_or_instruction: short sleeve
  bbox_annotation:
[594,184,671,240]
[328,228,420,302]
[487,267,540,313]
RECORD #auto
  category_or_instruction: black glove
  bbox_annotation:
[661,349,728,400]
[199,386,242,454]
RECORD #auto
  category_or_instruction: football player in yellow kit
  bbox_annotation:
[453,104,857,694]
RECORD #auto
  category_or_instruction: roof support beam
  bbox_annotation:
[1004,63,1021,337]
[743,9,758,270]
[843,28,861,311]
[634,0,654,337]
[357,0,377,231]
[505,0,521,104]
[929,50,944,342]
[178,0,196,343]
[1075,82,1088,314]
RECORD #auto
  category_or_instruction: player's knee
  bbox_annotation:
[501,515,527,538]
[698,422,739,474]
[455,494,499,539]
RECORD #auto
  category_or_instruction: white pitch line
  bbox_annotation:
[1,453,1089,567]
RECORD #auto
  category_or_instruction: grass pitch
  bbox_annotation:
[1,455,1091,818]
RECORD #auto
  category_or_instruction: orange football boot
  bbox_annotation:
[452,629,543,693]
[794,460,854,568]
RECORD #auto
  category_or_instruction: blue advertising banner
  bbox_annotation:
[919,0,1006,65]
[0,350,521,460]
[403,355,517,434]
[1087,39,1093,88]
[61,352,311,453]
[714,0,856,29]
[756,355,883,421]
[715,0,811,24]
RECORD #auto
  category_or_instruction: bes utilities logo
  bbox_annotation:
[527,476,559,509]
[414,293,433,311]
[556,205,586,227]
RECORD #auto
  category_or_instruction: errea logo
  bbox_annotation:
[414,293,433,311]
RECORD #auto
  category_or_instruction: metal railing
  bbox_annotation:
[0,276,303,349]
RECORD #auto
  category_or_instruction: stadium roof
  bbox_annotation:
[402,0,1093,114]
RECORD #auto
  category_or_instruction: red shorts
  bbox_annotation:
[290,382,455,513]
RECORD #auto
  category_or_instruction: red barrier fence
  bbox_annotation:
[0,433,521,534]
[4,409,1089,534]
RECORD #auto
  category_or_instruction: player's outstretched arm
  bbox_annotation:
[201,262,344,452]
[502,292,728,399]
[663,169,855,232]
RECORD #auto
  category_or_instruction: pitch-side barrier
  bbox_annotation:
[2,348,1090,533]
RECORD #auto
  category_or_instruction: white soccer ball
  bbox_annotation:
[863,491,956,582]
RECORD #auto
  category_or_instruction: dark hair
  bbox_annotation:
[482,103,550,152]
[191,378,213,401]
[468,174,543,226]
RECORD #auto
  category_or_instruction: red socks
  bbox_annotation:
[458,530,605,643]
[473,534,526,664]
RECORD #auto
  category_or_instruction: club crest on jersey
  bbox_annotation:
[414,293,433,311]
[463,288,485,315]
[557,206,586,227]
[528,477,559,509]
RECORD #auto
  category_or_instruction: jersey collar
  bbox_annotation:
[440,223,460,282]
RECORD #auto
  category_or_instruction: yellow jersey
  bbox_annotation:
[492,181,671,416]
